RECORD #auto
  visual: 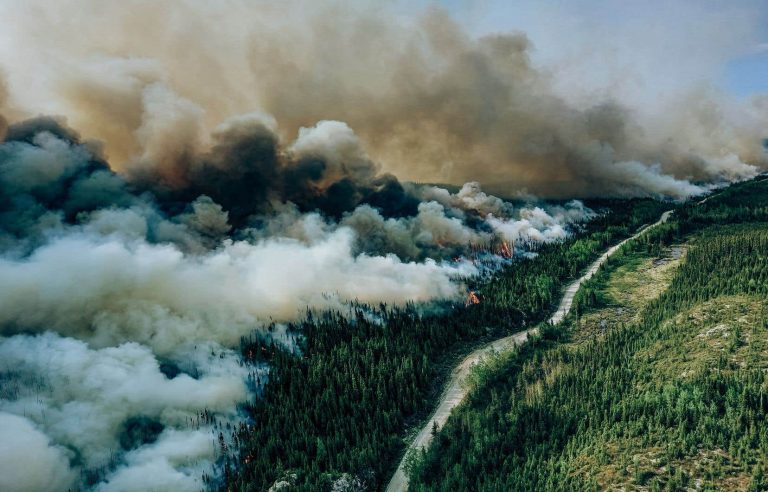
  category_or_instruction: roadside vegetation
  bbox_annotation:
[221,199,670,490]
[408,176,768,491]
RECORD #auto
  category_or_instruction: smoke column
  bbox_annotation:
[0,114,596,489]
[0,1,765,198]
[0,1,765,489]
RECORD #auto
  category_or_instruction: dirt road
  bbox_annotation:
[384,210,671,492]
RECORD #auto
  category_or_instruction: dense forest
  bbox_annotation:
[219,198,670,490]
[408,176,768,491]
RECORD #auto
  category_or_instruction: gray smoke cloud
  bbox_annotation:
[341,202,489,259]
[96,429,222,492]
[0,1,764,199]
[0,117,487,489]
[0,114,595,489]
[1,1,763,489]
[420,182,511,217]
[242,181,595,261]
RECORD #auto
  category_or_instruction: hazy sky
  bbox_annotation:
[438,0,768,100]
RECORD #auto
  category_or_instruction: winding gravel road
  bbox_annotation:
[385,210,672,492]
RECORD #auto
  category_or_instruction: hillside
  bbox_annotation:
[1,5,766,491]
[223,200,671,490]
[408,177,768,491]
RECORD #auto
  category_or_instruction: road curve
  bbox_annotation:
[385,210,672,492]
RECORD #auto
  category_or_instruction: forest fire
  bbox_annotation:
[465,291,481,306]
[497,240,514,259]
[465,239,515,263]
[0,1,761,490]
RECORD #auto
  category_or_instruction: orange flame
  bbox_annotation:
[465,291,481,306]
[497,240,514,258]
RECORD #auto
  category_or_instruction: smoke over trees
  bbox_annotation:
[0,111,596,489]
[0,1,764,490]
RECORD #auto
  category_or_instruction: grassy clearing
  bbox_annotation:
[570,246,684,345]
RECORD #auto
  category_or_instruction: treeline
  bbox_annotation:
[408,178,768,491]
[676,175,768,231]
[219,199,669,490]
[472,198,670,321]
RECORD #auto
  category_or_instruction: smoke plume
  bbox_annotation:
[0,1,765,489]
[0,413,75,492]
[0,333,249,491]
[0,113,595,488]
[0,1,764,199]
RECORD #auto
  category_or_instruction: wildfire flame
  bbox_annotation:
[497,240,514,259]
[465,291,481,306]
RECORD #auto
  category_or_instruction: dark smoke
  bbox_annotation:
[0,115,422,258]
[0,117,136,248]
[129,117,418,225]
[1,1,763,490]
[1,2,762,200]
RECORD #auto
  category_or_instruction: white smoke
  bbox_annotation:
[96,429,218,492]
[0,128,593,490]
[0,332,248,490]
[289,120,378,185]
[603,160,712,200]
[0,214,477,488]
[0,228,474,353]
[420,182,510,217]
[0,412,76,492]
